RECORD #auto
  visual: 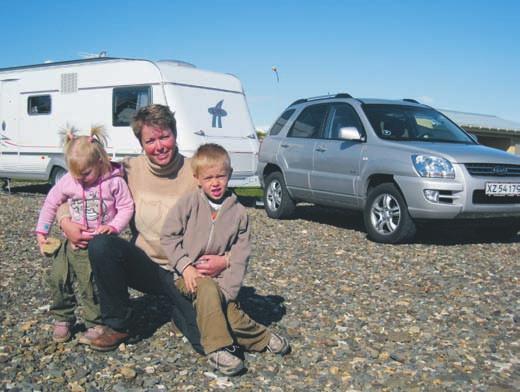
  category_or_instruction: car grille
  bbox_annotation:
[473,190,520,204]
[465,163,520,177]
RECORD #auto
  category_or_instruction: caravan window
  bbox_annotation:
[113,86,151,126]
[27,95,51,115]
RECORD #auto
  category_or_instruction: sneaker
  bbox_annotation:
[266,332,290,355]
[207,346,244,376]
[78,325,106,346]
[52,321,72,343]
[89,326,129,352]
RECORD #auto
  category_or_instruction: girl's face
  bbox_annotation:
[140,125,176,166]
[74,163,101,187]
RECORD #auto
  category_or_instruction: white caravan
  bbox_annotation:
[0,57,259,187]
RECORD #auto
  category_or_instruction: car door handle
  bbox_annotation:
[280,143,289,148]
[194,130,206,136]
[315,146,327,152]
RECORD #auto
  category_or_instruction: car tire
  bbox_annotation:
[263,171,295,219]
[364,183,416,244]
[50,166,67,186]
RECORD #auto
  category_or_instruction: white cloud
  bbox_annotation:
[256,125,270,132]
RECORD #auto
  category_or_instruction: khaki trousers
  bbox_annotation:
[47,240,102,327]
[176,277,271,354]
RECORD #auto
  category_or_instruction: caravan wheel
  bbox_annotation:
[50,167,67,186]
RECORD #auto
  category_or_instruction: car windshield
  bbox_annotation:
[363,104,475,144]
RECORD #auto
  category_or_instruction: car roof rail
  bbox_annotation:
[403,98,420,104]
[289,98,308,106]
[335,93,353,98]
[289,92,354,106]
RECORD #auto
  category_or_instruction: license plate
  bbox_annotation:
[485,182,520,196]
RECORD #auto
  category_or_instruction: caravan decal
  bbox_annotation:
[0,132,11,146]
[208,100,227,128]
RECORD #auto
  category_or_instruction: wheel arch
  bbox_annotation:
[262,163,283,179]
[364,174,408,206]
[46,156,67,182]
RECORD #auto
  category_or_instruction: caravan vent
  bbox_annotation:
[61,73,78,93]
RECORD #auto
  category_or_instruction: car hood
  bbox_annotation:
[383,141,520,164]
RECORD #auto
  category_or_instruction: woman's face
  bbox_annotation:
[140,125,176,166]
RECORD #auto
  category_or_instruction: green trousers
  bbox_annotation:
[47,240,102,327]
[176,277,271,354]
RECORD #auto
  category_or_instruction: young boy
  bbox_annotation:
[160,143,290,376]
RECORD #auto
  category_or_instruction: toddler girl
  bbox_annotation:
[35,126,134,344]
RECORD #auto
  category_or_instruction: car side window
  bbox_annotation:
[269,109,295,136]
[325,103,364,139]
[287,104,328,139]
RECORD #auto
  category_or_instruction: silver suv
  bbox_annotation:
[258,94,520,243]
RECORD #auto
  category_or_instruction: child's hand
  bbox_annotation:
[95,225,116,235]
[36,233,49,256]
[182,265,202,294]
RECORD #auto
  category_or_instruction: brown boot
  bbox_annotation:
[89,326,129,351]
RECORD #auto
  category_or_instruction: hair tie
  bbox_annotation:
[66,131,75,141]
[88,136,94,143]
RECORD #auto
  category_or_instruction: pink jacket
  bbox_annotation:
[36,162,134,235]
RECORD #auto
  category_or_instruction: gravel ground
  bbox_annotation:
[1,183,519,391]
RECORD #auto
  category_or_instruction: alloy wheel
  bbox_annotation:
[266,179,282,212]
[370,193,401,235]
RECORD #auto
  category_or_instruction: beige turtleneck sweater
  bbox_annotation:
[123,152,198,268]
[57,150,197,269]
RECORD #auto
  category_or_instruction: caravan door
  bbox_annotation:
[0,80,20,177]
[166,85,259,187]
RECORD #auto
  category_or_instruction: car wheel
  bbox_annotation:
[50,166,67,186]
[364,183,416,243]
[263,171,295,219]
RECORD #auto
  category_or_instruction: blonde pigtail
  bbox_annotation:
[89,125,108,147]
[59,124,80,149]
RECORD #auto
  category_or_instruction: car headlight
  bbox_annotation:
[412,155,455,179]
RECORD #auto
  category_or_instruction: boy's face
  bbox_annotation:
[195,163,230,201]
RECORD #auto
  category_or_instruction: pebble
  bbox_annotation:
[1,187,519,390]
[119,367,137,379]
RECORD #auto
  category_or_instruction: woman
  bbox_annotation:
[60,104,228,351]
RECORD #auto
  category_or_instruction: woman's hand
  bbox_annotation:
[194,254,228,277]
[60,217,94,249]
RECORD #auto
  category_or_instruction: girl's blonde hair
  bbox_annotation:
[61,125,111,177]
[191,143,231,176]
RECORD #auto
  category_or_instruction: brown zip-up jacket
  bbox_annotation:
[160,189,251,301]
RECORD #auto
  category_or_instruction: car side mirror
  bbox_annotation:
[339,126,363,141]
[468,132,478,143]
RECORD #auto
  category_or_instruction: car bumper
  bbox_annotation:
[396,174,520,220]
[229,174,260,188]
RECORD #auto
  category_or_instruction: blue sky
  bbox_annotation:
[1,0,519,129]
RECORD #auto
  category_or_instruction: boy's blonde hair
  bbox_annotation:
[191,143,231,176]
[62,125,111,177]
